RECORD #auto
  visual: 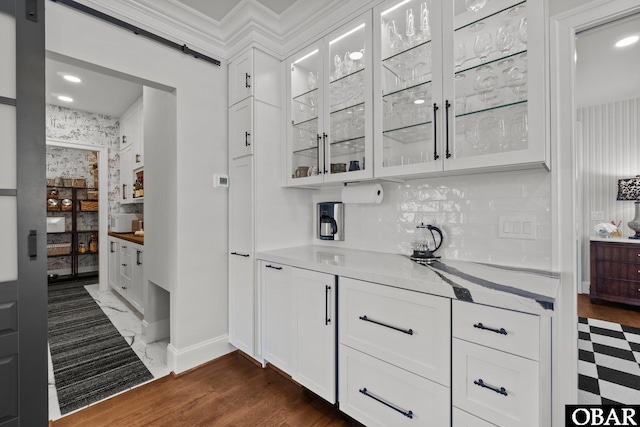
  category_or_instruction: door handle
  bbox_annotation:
[433,103,440,160]
[122,184,127,199]
[322,132,328,174]
[445,99,451,159]
[265,264,282,270]
[136,250,142,266]
[325,285,331,325]
[245,131,251,147]
[135,153,141,163]
[28,230,37,258]
[245,73,251,88]
[230,252,250,257]
[110,241,115,253]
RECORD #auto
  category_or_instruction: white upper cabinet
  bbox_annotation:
[286,12,374,186]
[229,97,254,159]
[229,50,254,106]
[372,0,547,179]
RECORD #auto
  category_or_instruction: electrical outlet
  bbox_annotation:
[591,211,605,221]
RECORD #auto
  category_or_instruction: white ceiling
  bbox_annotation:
[46,57,143,118]
[576,13,640,109]
[178,0,298,22]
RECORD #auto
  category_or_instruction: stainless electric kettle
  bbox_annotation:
[410,223,444,263]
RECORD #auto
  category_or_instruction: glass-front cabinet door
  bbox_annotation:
[286,13,373,186]
[288,41,324,186]
[374,0,444,178]
[444,0,546,171]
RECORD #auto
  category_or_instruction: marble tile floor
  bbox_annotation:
[48,284,170,421]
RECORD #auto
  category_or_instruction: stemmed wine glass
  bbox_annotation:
[474,32,493,64]
[465,0,487,32]
[495,24,516,67]
[518,17,528,47]
[387,20,404,55]
[406,8,415,47]
[417,2,431,43]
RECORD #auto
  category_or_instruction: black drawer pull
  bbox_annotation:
[474,322,507,335]
[359,315,413,335]
[265,264,282,270]
[230,252,250,257]
[474,379,508,396]
[359,388,413,419]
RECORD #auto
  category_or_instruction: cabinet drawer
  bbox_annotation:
[453,300,540,360]
[592,278,640,300]
[592,243,640,263]
[453,339,539,427]
[339,345,450,427]
[339,277,450,385]
[453,408,496,427]
[594,261,640,281]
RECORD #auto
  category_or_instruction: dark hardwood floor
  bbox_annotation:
[578,293,640,328]
[51,352,360,427]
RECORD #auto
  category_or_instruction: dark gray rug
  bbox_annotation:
[48,280,154,414]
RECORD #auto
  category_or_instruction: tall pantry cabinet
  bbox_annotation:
[227,48,282,357]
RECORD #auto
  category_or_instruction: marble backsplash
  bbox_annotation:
[313,168,553,270]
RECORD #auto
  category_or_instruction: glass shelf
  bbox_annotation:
[455,1,527,33]
[383,121,433,144]
[382,38,433,63]
[292,87,319,106]
[457,99,527,119]
[293,146,319,158]
[292,116,319,132]
[383,80,432,102]
[455,49,527,78]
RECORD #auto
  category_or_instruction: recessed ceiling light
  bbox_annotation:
[615,35,639,48]
[58,95,73,102]
[349,51,364,61]
[414,99,425,105]
[63,74,82,83]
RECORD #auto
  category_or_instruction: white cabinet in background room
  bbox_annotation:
[338,277,451,427]
[285,12,374,186]
[452,300,551,427]
[227,47,282,361]
[119,96,143,203]
[260,262,337,403]
[373,0,547,179]
[108,237,145,314]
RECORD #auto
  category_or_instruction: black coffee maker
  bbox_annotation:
[317,202,344,241]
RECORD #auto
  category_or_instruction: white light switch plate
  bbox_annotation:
[499,215,537,240]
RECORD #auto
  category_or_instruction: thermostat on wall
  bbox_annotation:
[213,174,229,188]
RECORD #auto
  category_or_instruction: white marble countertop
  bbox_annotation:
[590,236,640,244]
[257,245,561,316]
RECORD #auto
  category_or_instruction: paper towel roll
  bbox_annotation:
[341,183,384,204]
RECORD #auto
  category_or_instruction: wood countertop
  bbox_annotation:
[108,231,144,245]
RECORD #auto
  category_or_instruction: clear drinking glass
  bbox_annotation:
[418,2,431,42]
[465,0,487,32]
[518,18,528,46]
[406,9,415,46]
[454,42,467,79]
[473,32,493,63]
[495,25,515,56]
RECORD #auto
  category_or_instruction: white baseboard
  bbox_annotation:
[167,335,235,374]
[581,280,590,294]
[142,318,170,343]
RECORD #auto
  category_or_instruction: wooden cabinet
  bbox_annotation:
[260,263,336,403]
[108,236,145,314]
[338,277,450,425]
[590,239,640,307]
[452,300,550,427]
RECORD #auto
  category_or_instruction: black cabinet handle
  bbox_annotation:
[433,103,440,160]
[322,132,328,174]
[245,72,251,88]
[122,135,127,145]
[110,241,115,253]
[325,285,331,325]
[474,379,508,396]
[359,315,413,335]
[473,322,507,335]
[245,131,251,147]
[359,388,413,419]
[265,264,282,270]
[28,230,37,258]
[230,252,250,257]
[122,263,127,267]
[317,134,322,173]
[136,250,142,266]
[122,184,127,199]
[445,99,451,159]
[135,153,141,163]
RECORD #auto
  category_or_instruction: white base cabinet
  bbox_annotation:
[260,263,336,403]
[108,236,145,314]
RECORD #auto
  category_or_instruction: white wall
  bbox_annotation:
[313,168,553,269]
[577,97,640,288]
[46,3,233,371]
